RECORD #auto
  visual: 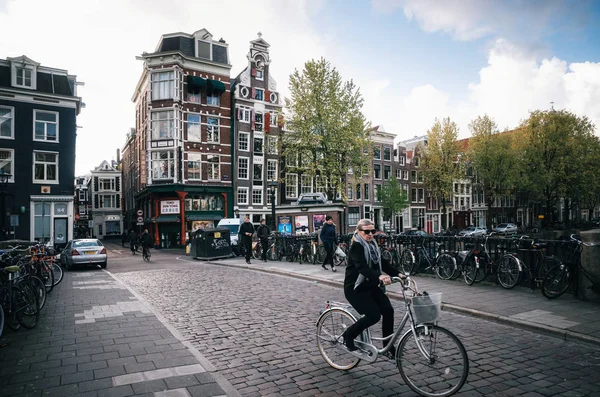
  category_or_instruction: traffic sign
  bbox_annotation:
[137,216,144,223]
[137,210,143,216]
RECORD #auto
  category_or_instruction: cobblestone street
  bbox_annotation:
[114,256,600,397]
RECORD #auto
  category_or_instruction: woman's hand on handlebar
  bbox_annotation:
[379,274,392,285]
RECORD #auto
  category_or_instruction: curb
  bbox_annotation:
[182,256,600,348]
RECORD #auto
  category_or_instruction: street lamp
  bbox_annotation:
[0,169,12,241]
[268,181,277,231]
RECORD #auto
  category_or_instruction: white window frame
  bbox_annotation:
[151,150,176,180]
[267,159,277,181]
[254,88,264,101]
[286,173,298,199]
[267,187,277,205]
[384,165,391,180]
[207,117,219,143]
[99,178,115,191]
[252,188,263,205]
[315,175,327,194]
[0,106,15,139]
[399,156,405,166]
[187,152,202,180]
[0,149,15,182]
[255,69,264,81]
[238,157,249,180]
[238,132,249,152]
[207,154,220,181]
[253,163,263,184]
[301,174,312,194]
[374,164,381,180]
[187,113,201,142]
[33,110,59,143]
[267,136,278,154]
[374,146,381,160]
[269,111,277,126]
[33,151,58,184]
[383,147,391,161]
[239,107,251,123]
[253,136,264,155]
[99,194,116,209]
[12,64,36,89]
[396,169,401,179]
[254,112,263,132]
[151,71,175,101]
[237,187,249,205]
[151,110,175,140]
[207,92,220,106]
[364,183,370,201]
[403,170,409,180]
[78,190,86,201]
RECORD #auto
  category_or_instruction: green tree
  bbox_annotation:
[282,58,372,201]
[515,109,596,223]
[419,117,461,229]
[468,115,519,228]
[376,178,409,231]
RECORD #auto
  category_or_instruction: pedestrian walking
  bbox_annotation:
[320,215,337,272]
[239,216,255,264]
[129,230,138,255]
[121,230,127,248]
[256,218,270,262]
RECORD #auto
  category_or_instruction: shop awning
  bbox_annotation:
[207,79,226,93]
[155,215,180,223]
[186,214,223,221]
[187,75,206,90]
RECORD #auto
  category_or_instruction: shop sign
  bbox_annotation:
[161,200,180,214]
[106,215,120,221]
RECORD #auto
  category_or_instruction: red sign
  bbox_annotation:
[75,214,81,221]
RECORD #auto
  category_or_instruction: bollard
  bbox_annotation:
[579,230,600,303]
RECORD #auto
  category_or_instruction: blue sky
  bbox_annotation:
[1,0,599,175]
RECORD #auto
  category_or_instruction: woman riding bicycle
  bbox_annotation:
[342,219,403,354]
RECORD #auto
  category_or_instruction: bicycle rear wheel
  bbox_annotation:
[397,325,469,397]
[51,262,64,286]
[435,254,456,280]
[14,284,40,329]
[400,249,415,275]
[316,309,361,370]
[463,255,478,285]
[542,263,571,299]
[497,255,521,289]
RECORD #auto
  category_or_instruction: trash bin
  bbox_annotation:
[192,228,232,260]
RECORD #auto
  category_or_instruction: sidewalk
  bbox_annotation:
[200,255,600,346]
[0,269,241,397]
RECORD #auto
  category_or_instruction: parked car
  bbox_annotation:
[458,226,488,237]
[61,239,107,270]
[492,223,518,235]
[402,229,429,236]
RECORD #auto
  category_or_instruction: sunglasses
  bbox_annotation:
[360,229,376,235]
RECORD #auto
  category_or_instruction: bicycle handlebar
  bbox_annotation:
[570,234,595,247]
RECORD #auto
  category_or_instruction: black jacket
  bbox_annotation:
[239,222,254,240]
[343,241,400,292]
[141,232,152,247]
[256,224,270,240]
[320,223,337,244]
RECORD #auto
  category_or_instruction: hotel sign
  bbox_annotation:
[161,200,180,214]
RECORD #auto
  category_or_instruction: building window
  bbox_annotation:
[254,112,263,132]
[255,70,264,80]
[99,178,115,191]
[254,88,264,101]
[267,160,277,181]
[348,207,360,226]
[374,164,381,179]
[253,137,263,155]
[187,153,201,180]
[238,132,249,151]
[267,136,278,154]
[384,165,391,180]
[418,172,424,183]
[418,188,425,203]
[151,110,174,140]
[237,187,248,205]
[411,188,417,202]
[207,92,220,106]
[411,170,417,183]
[78,190,86,201]
[34,110,58,142]
[403,170,409,180]
[34,202,51,242]
[207,117,219,143]
[348,186,353,200]
[395,169,401,179]
[238,157,249,180]
[151,71,174,100]
[151,150,175,180]
[33,151,58,183]
[301,175,312,194]
[188,114,201,142]
[399,156,405,166]
[0,149,14,182]
[364,183,370,200]
[253,164,263,186]
[269,111,278,126]
[0,106,14,139]
[384,147,391,161]
[374,146,381,160]
[414,157,420,167]
[286,173,298,198]
[15,67,33,88]
[356,184,361,200]
[207,155,220,180]
[316,175,327,194]
[252,189,263,205]
[267,188,277,205]
[100,194,116,208]
[375,185,382,202]
[239,107,251,123]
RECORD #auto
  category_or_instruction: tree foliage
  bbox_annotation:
[467,115,519,227]
[419,117,462,209]
[282,58,371,201]
[376,178,409,228]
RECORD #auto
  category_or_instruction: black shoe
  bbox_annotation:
[322,264,328,270]
[384,345,396,359]
[342,332,357,351]
[246,260,251,264]
[331,267,337,272]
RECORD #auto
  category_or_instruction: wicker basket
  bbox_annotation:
[411,292,442,324]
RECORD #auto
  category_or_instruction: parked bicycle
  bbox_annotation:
[399,238,456,279]
[316,276,469,397]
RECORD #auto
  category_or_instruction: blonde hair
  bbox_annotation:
[355,218,374,232]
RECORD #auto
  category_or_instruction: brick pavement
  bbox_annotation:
[0,269,240,397]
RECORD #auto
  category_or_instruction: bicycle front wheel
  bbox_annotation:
[497,255,521,289]
[542,263,571,299]
[435,254,456,280]
[316,309,361,370]
[51,262,64,286]
[400,249,415,274]
[397,325,469,397]
[463,255,478,286]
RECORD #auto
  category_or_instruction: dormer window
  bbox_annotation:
[196,40,228,64]
[16,67,32,87]
[10,57,38,90]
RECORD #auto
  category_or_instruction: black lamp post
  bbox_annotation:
[0,169,12,241]
[268,181,277,231]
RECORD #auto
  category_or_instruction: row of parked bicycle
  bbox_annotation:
[236,231,596,300]
[0,244,64,337]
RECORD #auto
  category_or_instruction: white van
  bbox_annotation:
[217,218,242,246]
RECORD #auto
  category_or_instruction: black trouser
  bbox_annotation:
[343,285,395,347]
[243,237,252,262]
[322,241,334,267]
[260,238,269,261]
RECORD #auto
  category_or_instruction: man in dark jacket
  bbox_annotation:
[141,229,153,258]
[129,230,138,254]
[256,218,270,262]
[320,215,337,272]
[239,216,255,264]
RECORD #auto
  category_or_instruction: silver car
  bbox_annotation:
[458,226,488,237]
[492,223,518,235]
[61,239,107,270]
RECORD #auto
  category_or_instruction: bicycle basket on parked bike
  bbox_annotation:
[410,292,442,324]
